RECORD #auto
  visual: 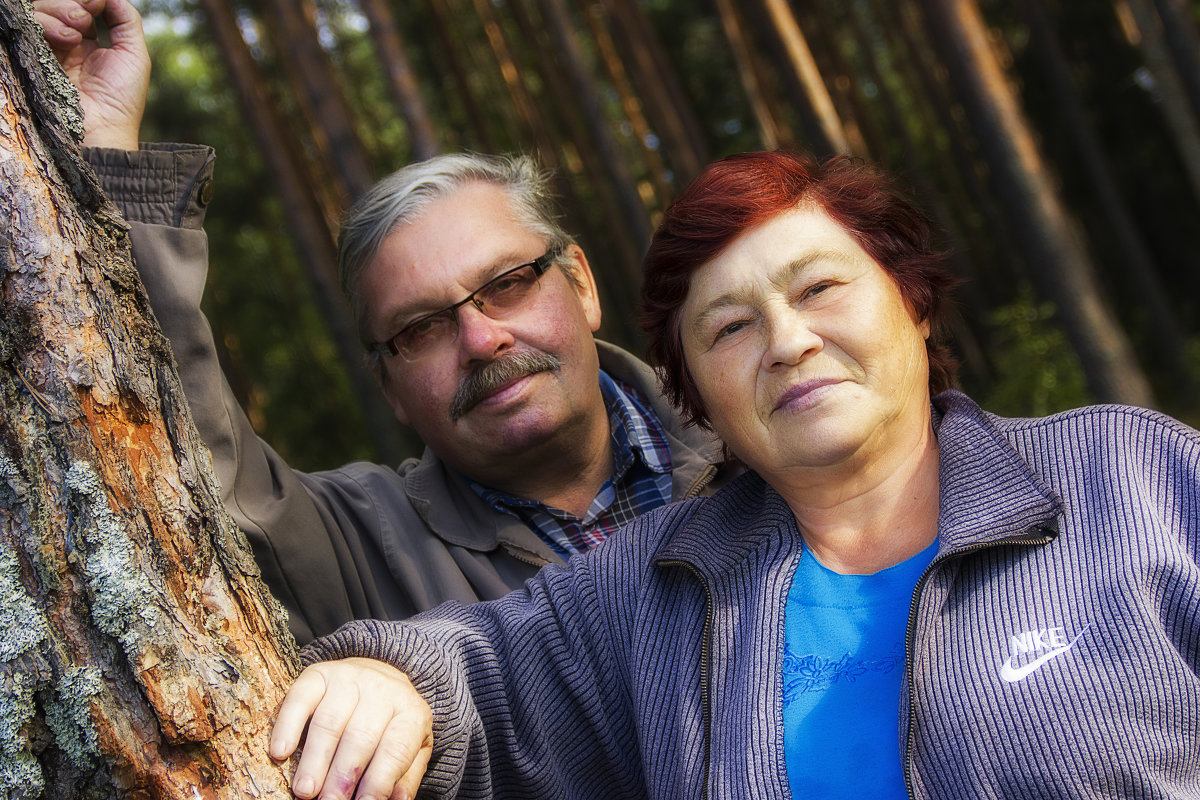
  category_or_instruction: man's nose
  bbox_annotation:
[454,302,515,363]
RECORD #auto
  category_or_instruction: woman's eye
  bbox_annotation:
[803,281,833,300]
[715,320,749,341]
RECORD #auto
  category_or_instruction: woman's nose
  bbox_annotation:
[762,309,821,370]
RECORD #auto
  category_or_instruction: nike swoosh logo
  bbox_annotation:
[999,625,1091,683]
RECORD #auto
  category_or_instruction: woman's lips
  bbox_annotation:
[773,378,841,413]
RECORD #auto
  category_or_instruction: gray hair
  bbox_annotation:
[337,152,576,339]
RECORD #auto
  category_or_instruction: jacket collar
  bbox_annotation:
[404,340,726,555]
[652,390,1065,579]
[932,390,1063,549]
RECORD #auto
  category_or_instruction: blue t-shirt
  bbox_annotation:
[782,538,937,799]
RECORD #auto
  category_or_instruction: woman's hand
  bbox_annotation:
[33,0,149,149]
[271,657,433,800]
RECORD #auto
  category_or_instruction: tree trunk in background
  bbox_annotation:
[199,0,415,464]
[756,0,852,156]
[583,1,673,211]
[256,0,375,201]
[358,0,440,161]
[0,3,298,795]
[1151,0,1200,124]
[425,0,500,152]
[926,0,1155,407]
[842,0,993,383]
[1121,0,1200,207]
[713,0,787,150]
[1017,0,1194,399]
[536,0,653,257]
[597,0,709,184]
[893,0,1024,295]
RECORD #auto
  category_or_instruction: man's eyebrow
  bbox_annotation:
[688,250,843,335]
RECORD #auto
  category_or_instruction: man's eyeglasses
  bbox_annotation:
[370,247,562,362]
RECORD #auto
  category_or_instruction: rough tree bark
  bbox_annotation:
[0,2,298,796]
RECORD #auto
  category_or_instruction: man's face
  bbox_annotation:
[358,181,605,479]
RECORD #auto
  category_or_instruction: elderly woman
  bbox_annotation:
[270,152,1200,800]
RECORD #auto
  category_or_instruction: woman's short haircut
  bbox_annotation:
[337,152,575,343]
[641,150,959,429]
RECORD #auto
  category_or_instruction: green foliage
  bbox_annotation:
[979,288,1090,418]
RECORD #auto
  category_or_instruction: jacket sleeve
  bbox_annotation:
[86,144,363,644]
[301,552,646,800]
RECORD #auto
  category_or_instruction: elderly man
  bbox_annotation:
[36,0,729,643]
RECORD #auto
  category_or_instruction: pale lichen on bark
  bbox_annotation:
[0,451,49,799]
[43,666,101,768]
[64,461,159,649]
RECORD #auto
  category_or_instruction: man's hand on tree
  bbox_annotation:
[34,0,149,150]
[271,657,433,800]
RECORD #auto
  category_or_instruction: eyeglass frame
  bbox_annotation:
[367,246,563,362]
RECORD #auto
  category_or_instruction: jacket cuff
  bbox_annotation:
[86,143,216,229]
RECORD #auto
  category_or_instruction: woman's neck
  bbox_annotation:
[775,419,941,575]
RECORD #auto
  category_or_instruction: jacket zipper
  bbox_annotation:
[682,464,718,500]
[500,543,552,568]
[901,529,1056,798]
[659,559,714,800]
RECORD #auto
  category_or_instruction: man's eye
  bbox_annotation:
[399,314,447,345]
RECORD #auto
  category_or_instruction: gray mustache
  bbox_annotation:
[450,349,561,420]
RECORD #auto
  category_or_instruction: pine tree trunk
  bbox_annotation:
[0,2,299,796]
[357,0,440,160]
[198,0,417,466]
[925,0,1156,407]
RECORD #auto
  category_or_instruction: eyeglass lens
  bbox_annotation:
[393,262,543,359]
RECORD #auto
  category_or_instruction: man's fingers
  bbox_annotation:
[33,0,95,42]
[99,0,146,54]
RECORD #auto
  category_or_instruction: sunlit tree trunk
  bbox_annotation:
[198,0,415,464]
[755,0,852,156]
[713,0,785,149]
[597,0,709,184]
[926,0,1155,406]
[0,2,298,795]
[358,0,440,160]
[1017,0,1193,399]
[255,0,374,201]
[536,0,653,256]
[583,1,673,210]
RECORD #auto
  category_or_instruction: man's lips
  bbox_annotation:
[474,373,533,405]
[773,378,841,412]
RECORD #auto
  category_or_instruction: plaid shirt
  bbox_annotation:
[469,370,674,559]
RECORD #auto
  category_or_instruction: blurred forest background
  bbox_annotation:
[132,0,1200,471]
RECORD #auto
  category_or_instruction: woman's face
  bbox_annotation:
[679,204,932,484]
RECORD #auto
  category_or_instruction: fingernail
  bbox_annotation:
[68,7,90,19]
[294,775,315,797]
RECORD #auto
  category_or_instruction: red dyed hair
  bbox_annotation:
[641,150,959,429]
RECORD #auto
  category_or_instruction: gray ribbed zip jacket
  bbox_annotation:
[306,390,1200,798]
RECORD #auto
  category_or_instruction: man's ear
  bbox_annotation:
[563,244,603,333]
